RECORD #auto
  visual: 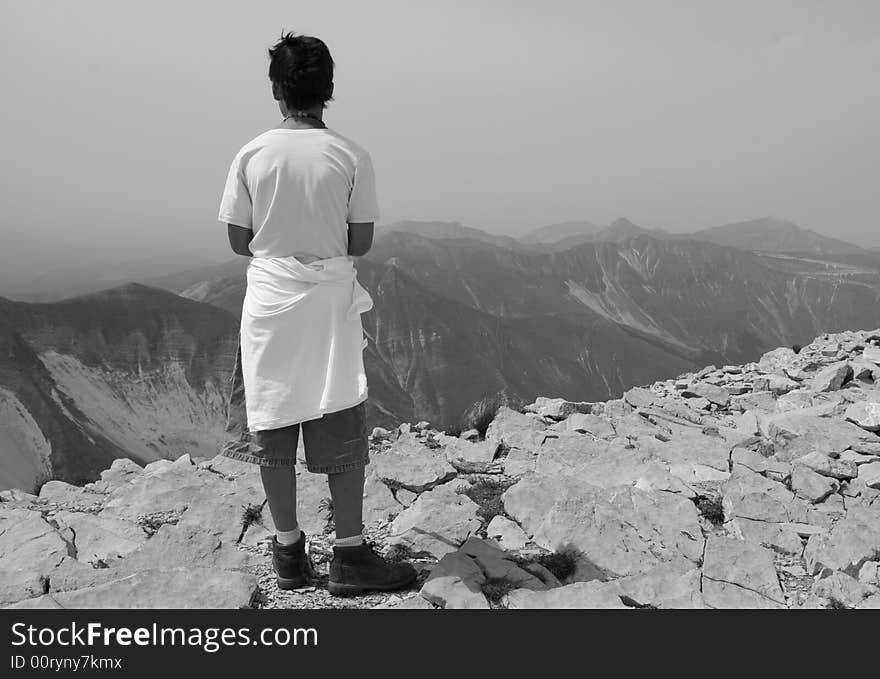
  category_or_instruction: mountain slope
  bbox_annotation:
[375,220,530,251]
[163,231,880,435]
[691,217,866,255]
[0,285,238,491]
[4,254,226,303]
[518,220,601,244]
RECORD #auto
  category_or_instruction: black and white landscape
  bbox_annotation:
[3,217,880,493]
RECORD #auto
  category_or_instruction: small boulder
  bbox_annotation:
[845,402,880,432]
[485,516,529,551]
[811,362,853,393]
[794,451,858,480]
[790,465,838,504]
[525,397,593,420]
[388,484,481,558]
[857,461,880,489]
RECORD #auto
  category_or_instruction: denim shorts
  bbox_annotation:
[220,344,370,474]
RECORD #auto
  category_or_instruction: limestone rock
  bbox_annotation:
[790,466,838,504]
[811,362,853,392]
[118,523,250,574]
[361,471,402,527]
[53,511,147,563]
[50,567,257,609]
[388,483,481,558]
[505,581,628,609]
[524,397,593,420]
[507,477,704,577]
[753,375,799,396]
[419,551,488,609]
[722,465,810,524]
[763,412,871,461]
[370,427,391,440]
[858,462,880,489]
[803,506,880,576]
[459,537,547,590]
[38,480,104,507]
[811,571,876,609]
[623,387,656,409]
[731,391,776,412]
[730,448,790,479]
[562,413,616,438]
[373,594,436,609]
[444,437,501,474]
[485,515,529,551]
[702,536,785,609]
[0,490,38,505]
[858,561,879,586]
[758,347,797,374]
[610,564,703,609]
[0,508,72,605]
[845,401,880,432]
[485,406,547,451]
[794,451,858,480]
[685,382,730,407]
[89,458,143,493]
[371,433,457,492]
[728,518,805,556]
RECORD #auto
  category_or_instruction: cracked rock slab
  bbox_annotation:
[790,465,838,504]
[0,508,72,605]
[387,483,481,558]
[444,437,501,474]
[504,581,628,609]
[53,511,147,563]
[507,477,704,577]
[419,551,488,609]
[370,433,457,492]
[48,567,257,609]
[485,515,529,550]
[803,506,880,576]
[846,401,880,432]
[485,406,547,452]
[702,536,785,609]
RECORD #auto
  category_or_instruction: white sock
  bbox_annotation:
[334,533,364,548]
[276,527,302,545]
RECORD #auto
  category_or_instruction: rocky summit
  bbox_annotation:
[2,329,880,610]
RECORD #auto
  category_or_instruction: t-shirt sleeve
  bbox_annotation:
[347,151,380,223]
[218,152,253,229]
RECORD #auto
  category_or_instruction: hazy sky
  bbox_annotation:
[1,1,879,287]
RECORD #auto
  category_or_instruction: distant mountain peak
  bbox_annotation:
[517,220,600,244]
[692,217,865,255]
[608,217,641,229]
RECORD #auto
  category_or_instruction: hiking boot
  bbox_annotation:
[328,541,417,596]
[272,533,310,590]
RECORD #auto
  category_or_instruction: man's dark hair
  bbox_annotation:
[268,32,335,110]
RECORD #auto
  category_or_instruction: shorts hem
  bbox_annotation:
[305,456,370,475]
[220,447,298,468]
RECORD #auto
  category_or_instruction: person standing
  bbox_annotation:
[218,31,415,596]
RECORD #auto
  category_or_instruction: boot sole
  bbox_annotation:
[327,572,417,597]
[276,576,309,590]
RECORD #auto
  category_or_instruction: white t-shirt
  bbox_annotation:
[218,128,379,259]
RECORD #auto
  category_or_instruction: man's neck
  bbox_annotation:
[281,106,324,122]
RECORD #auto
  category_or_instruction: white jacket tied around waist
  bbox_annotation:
[241,254,373,431]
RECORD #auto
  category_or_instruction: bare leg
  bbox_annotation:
[327,466,365,538]
[260,466,298,532]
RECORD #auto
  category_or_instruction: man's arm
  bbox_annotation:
[227,224,254,257]
[348,222,374,257]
